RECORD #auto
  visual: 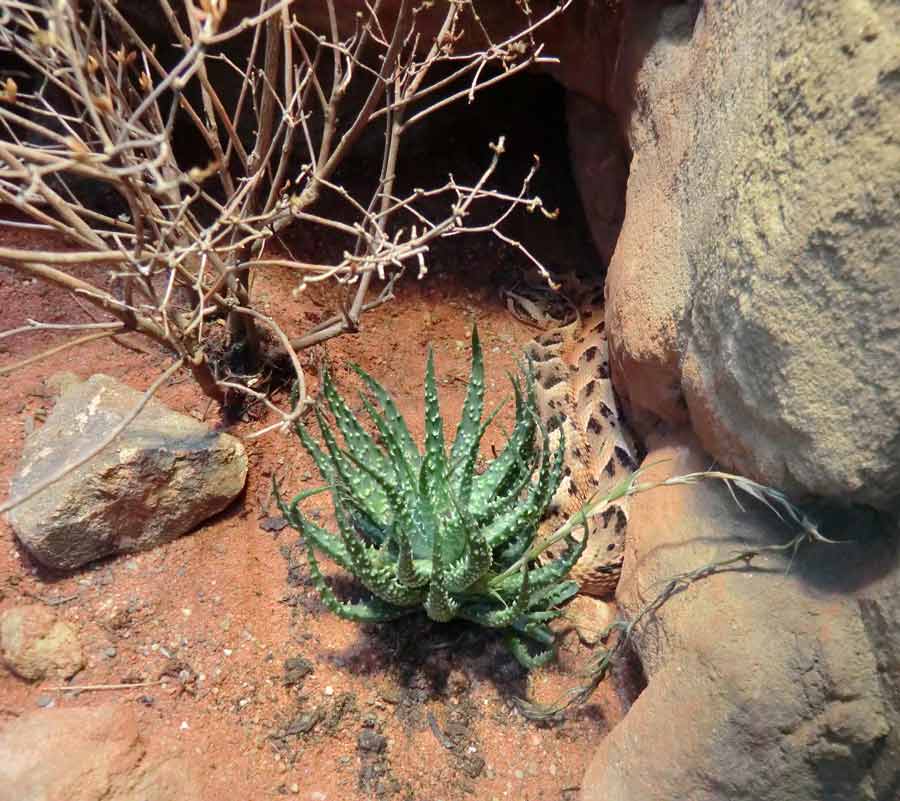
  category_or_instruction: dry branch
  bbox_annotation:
[0,0,571,506]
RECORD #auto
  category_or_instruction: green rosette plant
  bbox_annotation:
[276,327,586,667]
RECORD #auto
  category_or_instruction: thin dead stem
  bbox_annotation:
[0,0,570,507]
[514,470,839,720]
[0,357,185,514]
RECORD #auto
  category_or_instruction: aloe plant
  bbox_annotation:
[276,327,586,667]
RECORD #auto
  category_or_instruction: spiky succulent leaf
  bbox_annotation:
[459,565,530,629]
[283,328,586,670]
[322,367,394,481]
[327,504,425,608]
[357,394,418,491]
[449,326,484,483]
[529,579,580,611]
[493,534,588,600]
[315,408,390,524]
[345,437,433,563]
[352,363,421,473]
[505,632,557,670]
[445,519,493,592]
[396,527,432,588]
[303,538,412,623]
[425,512,460,622]
[294,421,337,485]
[468,377,537,516]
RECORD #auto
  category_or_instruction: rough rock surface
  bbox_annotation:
[581,429,899,801]
[0,605,83,681]
[566,94,629,264]
[603,0,900,511]
[7,374,247,569]
[0,704,201,801]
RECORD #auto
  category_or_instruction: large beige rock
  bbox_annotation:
[604,1,900,511]
[0,705,201,801]
[566,94,628,264]
[0,605,83,681]
[7,374,247,569]
[581,430,899,801]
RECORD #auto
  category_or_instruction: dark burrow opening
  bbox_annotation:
[280,68,631,298]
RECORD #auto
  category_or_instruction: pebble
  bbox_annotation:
[36,694,54,708]
[310,793,327,801]
[323,686,334,696]
[514,769,524,780]
[289,783,299,794]
[180,721,190,731]
[104,646,117,658]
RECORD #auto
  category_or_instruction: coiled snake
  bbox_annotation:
[505,273,638,598]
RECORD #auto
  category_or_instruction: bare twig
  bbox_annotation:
[0,0,570,450]
[47,680,164,693]
[0,330,119,376]
[0,357,185,514]
[513,470,838,719]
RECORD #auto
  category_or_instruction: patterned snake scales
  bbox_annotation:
[506,275,639,598]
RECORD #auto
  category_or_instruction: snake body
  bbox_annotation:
[507,276,638,598]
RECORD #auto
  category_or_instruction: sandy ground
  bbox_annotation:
[0,235,631,800]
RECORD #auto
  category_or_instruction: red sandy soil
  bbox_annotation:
[0,221,629,800]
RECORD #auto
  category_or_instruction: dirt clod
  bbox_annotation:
[358,729,387,754]
[283,656,314,688]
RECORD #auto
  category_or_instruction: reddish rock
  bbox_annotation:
[581,429,899,801]
[0,705,201,801]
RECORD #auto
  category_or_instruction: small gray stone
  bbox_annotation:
[7,374,248,569]
[283,656,314,688]
[35,694,54,708]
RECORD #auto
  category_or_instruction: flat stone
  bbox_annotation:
[7,374,248,569]
[0,704,200,801]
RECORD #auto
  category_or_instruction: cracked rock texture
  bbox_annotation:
[602,0,900,511]
[7,374,247,569]
[581,429,899,801]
